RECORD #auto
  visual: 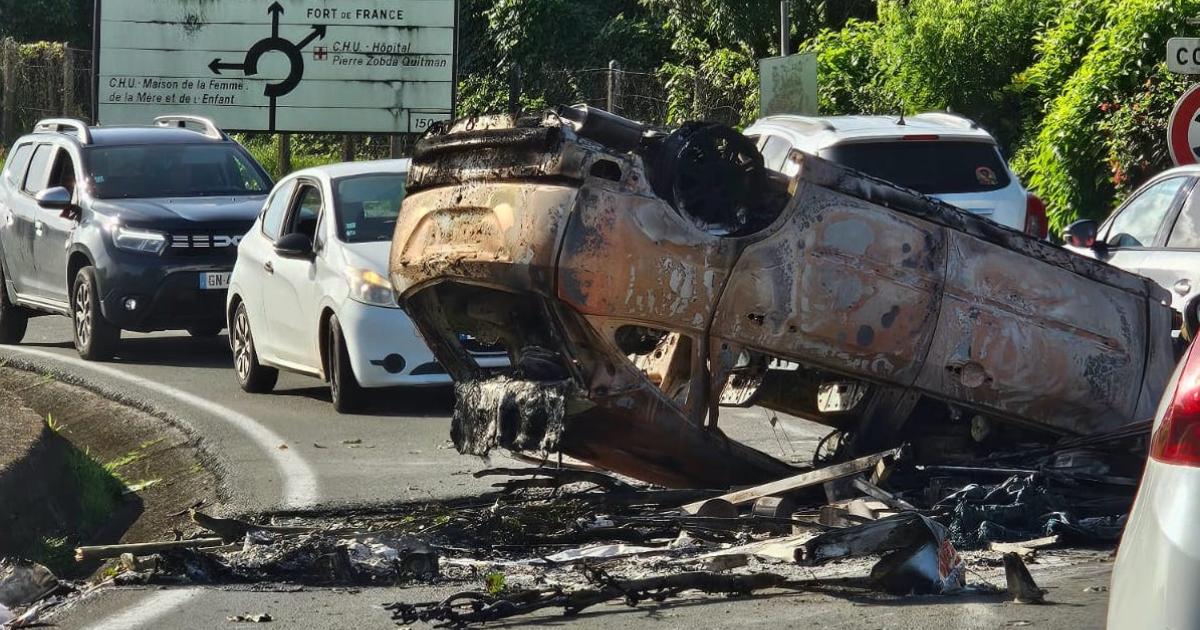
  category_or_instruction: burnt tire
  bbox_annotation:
[0,264,28,344]
[232,301,277,393]
[187,325,224,338]
[328,314,364,414]
[71,267,120,361]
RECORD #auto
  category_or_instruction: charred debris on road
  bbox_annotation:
[17,424,1137,627]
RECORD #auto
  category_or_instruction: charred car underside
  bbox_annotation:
[389,106,1176,489]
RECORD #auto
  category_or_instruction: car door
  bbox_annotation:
[17,143,58,301]
[0,142,36,294]
[1093,175,1192,280]
[240,178,296,364]
[1138,178,1200,312]
[262,179,324,370]
[34,146,81,303]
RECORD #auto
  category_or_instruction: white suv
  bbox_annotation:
[744,113,1047,238]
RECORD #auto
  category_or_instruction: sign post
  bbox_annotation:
[94,0,457,133]
[1168,84,1200,166]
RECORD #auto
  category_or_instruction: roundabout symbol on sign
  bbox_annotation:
[1168,83,1200,166]
[208,2,327,131]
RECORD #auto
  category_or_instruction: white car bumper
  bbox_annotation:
[338,300,506,389]
[1108,459,1200,629]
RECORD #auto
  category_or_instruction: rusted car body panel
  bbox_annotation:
[390,112,1175,488]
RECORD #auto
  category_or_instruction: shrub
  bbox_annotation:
[1015,0,1199,229]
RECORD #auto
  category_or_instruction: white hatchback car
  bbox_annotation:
[744,113,1047,238]
[226,160,503,413]
[1108,338,1200,627]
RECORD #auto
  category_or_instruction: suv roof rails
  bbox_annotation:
[153,115,227,140]
[763,114,837,132]
[910,111,980,130]
[34,118,92,144]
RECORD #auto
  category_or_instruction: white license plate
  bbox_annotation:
[199,272,231,290]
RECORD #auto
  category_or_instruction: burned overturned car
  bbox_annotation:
[388,106,1176,489]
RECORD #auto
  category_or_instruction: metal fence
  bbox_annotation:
[0,43,744,167]
[0,39,92,149]
[517,63,747,128]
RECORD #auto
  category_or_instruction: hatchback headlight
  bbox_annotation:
[347,268,398,308]
[113,226,167,255]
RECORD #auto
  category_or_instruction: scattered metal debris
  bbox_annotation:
[384,567,789,627]
[1003,552,1045,604]
[0,560,57,609]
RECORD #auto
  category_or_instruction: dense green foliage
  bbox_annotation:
[0,0,91,47]
[1014,0,1199,227]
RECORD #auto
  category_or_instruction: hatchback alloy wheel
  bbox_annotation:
[231,301,278,393]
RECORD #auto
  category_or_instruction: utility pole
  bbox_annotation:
[780,0,790,56]
[508,65,523,116]
[606,60,620,114]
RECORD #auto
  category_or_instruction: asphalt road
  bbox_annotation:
[5,315,859,630]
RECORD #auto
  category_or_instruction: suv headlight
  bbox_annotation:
[347,268,398,308]
[112,226,167,255]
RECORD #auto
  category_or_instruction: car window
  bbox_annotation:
[22,144,53,195]
[1105,177,1188,249]
[48,149,78,200]
[760,136,792,172]
[285,184,322,241]
[820,140,1011,194]
[1168,184,1200,249]
[85,143,269,199]
[261,180,296,242]
[334,173,407,243]
[3,144,33,188]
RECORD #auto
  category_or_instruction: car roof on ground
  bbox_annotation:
[746,113,997,146]
[291,159,412,180]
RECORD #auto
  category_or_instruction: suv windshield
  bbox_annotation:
[334,173,407,243]
[86,143,270,199]
[821,140,1011,195]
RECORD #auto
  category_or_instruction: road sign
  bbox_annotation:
[94,0,457,133]
[759,53,817,117]
[1168,38,1200,74]
[1168,84,1200,166]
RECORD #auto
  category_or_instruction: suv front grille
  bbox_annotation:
[165,229,247,256]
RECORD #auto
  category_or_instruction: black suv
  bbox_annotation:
[0,116,272,360]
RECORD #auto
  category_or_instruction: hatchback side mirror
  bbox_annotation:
[275,232,314,260]
[35,186,72,211]
[1064,219,1099,249]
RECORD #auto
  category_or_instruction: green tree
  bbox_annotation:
[0,0,92,47]
[1015,0,1200,228]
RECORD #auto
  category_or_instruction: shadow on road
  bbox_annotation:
[109,334,234,369]
[269,384,456,417]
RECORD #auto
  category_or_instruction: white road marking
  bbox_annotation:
[79,589,199,630]
[3,346,320,508]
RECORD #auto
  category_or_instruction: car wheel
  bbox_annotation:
[327,314,364,414]
[72,267,120,361]
[187,325,224,338]
[0,264,28,344]
[232,302,278,393]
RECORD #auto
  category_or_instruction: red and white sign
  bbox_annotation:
[1169,84,1200,166]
